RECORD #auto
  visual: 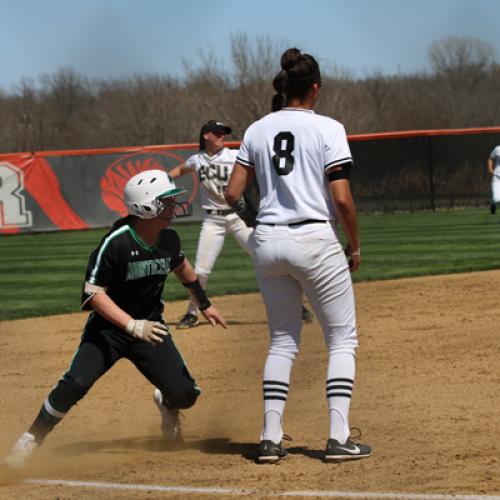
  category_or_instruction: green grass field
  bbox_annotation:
[1,207,499,320]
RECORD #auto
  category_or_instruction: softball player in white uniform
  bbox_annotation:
[171,120,313,328]
[226,48,371,463]
[488,145,500,214]
[169,121,256,328]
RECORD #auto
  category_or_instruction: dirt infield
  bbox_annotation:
[0,271,499,499]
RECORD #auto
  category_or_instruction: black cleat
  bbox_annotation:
[490,202,496,215]
[176,313,200,330]
[325,437,372,461]
[257,440,288,463]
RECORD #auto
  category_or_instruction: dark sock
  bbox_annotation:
[28,405,62,444]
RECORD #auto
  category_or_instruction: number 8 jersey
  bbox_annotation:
[236,108,352,225]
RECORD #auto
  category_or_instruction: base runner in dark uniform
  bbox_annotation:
[5,169,227,468]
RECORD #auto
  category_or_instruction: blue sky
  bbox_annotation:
[1,0,499,91]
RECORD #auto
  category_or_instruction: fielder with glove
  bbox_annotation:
[4,170,227,468]
[169,120,314,328]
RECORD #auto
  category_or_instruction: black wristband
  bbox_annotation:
[182,279,211,311]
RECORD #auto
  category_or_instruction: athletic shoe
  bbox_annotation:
[153,389,182,443]
[4,432,37,468]
[490,202,496,215]
[256,440,288,463]
[301,306,314,323]
[324,437,372,461]
[176,313,199,329]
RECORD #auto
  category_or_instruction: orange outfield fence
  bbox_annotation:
[1,126,499,234]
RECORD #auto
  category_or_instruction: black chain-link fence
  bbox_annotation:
[349,128,500,212]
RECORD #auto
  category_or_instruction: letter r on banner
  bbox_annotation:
[0,163,33,228]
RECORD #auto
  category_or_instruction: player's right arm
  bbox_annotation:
[168,163,192,179]
[169,155,197,179]
[87,292,131,331]
[488,157,494,175]
[82,235,168,344]
[226,130,256,205]
[86,293,167,344]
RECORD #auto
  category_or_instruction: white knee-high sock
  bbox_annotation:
[261,353,294,444]
[327,351,355,443]
[187,275,208,316]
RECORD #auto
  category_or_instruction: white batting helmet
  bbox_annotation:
[124,169,187,219]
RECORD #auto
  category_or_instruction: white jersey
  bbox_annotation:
[185,148,238,211]
[236,108,352,224]
[490,146,500,176]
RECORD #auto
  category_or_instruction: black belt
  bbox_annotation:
[258,219,327,227]
[206,209,235,216]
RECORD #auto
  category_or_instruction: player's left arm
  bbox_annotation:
[324,122,360,271]
[172,259,228,329]
[329,176,360,272]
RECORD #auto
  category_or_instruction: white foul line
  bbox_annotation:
[24,479,500,499]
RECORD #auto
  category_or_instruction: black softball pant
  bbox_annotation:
[46,321,200,417]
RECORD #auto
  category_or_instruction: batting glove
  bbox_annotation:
[125,319,169,344]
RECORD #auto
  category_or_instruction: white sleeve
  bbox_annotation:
[324,123,352,173]
[184,154,198,171]
[490,146,500,159]
[236,130,255,168]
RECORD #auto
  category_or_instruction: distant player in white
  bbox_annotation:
[226,48,371,463]
[488,145,500,215]
[170,120,314,328]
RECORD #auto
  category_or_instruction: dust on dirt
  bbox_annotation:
[0,271,498,498]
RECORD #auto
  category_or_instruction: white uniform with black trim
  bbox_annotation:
[183,148,254,315]
[238,108,352,225]
[237,108,358,444]
[489,146,500,203]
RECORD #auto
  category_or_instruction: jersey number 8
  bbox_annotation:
[272,132,295,176]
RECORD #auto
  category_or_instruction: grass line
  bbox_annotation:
[1,207,499,320]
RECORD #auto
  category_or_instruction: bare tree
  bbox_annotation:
[428,36,495,89]
[0,34,499,154]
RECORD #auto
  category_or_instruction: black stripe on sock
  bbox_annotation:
[327,392,352,398]
[263,380,289,387]
[264,396,287,401]
[326,378,353,384]
[263,388,288,395]
[326,384,353,391]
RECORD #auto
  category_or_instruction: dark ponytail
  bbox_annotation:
[199,129,206,151]
[271,69,286,111]
[111,215,133,231]
[270,48,321,111]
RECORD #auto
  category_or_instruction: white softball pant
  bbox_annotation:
[492,174,500,203]
[186,214,254,316]
[194,213,254,276]
[253,222,358,358]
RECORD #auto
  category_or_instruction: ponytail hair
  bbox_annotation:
[270,48,321,111]
[111,215,133,231]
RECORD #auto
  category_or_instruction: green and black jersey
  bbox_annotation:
[81,224,185,323]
